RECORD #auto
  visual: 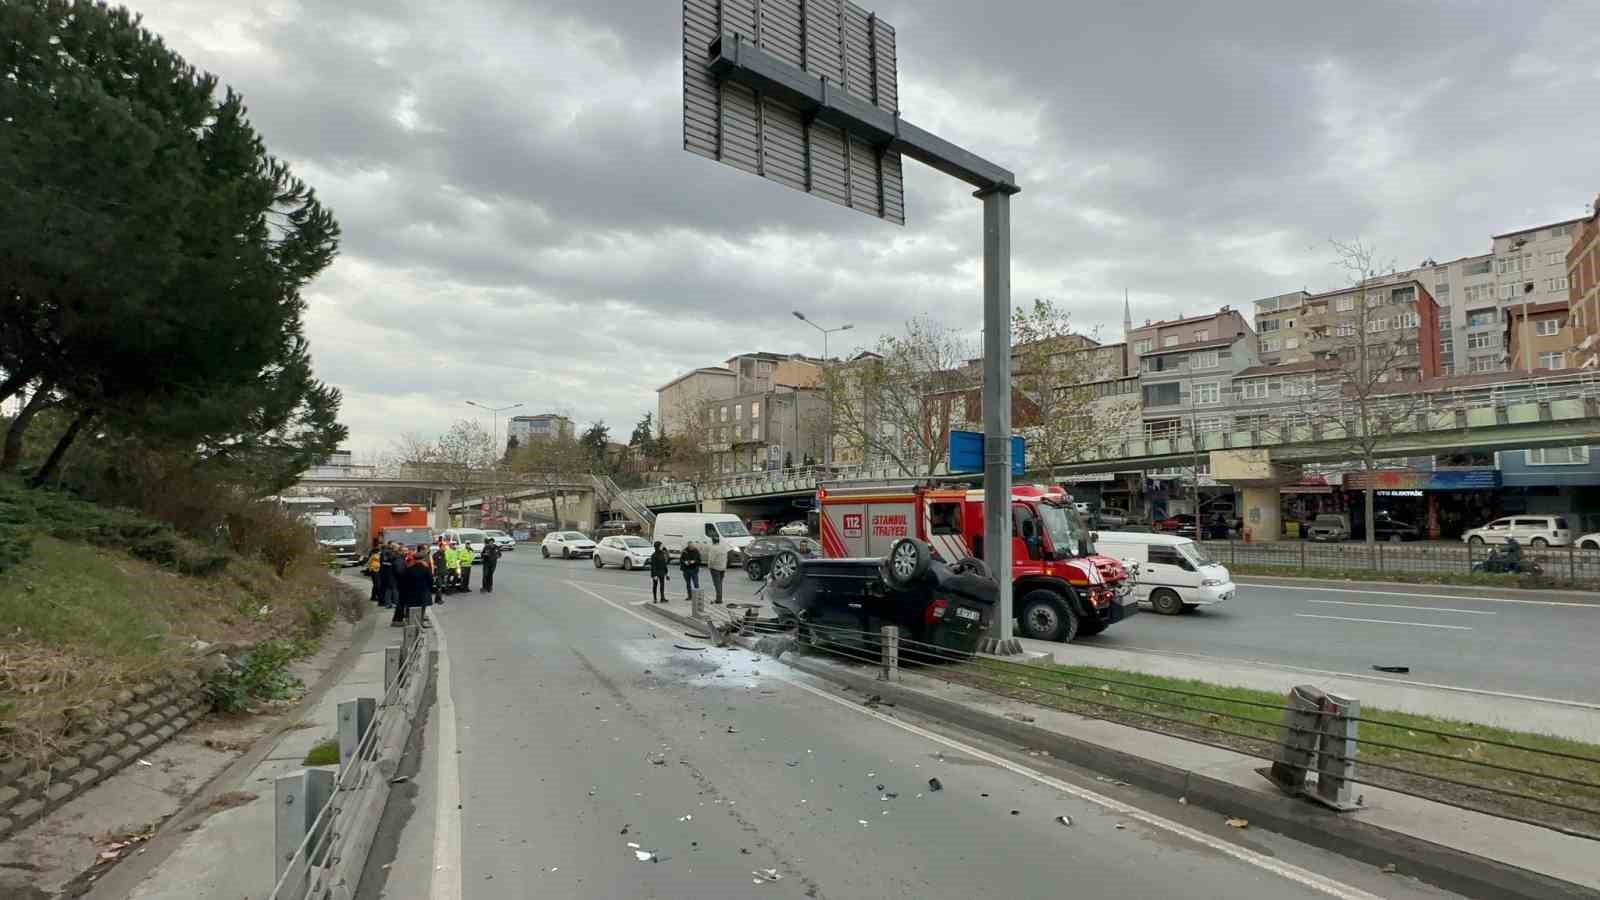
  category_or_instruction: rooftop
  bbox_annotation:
[1129,306,1239,332]
[1141,336,1242,356]
[1234,359,1342,379]
[656,366,735,393]
[1504,301,1570,319]
[1492,216,1586,241]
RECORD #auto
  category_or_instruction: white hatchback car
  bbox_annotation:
[1577,532,1600,551]
[542,530,597,559]
[1462,515,1574,548]
[594,535,654,570]
[777,521,810,537]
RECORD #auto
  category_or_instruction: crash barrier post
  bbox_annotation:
[1314,692,1360,810]
[879,626,899,682]
[1268,684,1327,794]
[274,768,334,883]
[337,698,377,773]
[690,588,706,619]
[268,625,429,900]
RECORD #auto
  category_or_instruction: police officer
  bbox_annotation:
[459,540,476,591]
[480,536,502,592]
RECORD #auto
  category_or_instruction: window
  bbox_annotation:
[750,401,760,418]
[1142,382,1181,407]
[1437,305,1452,321]
[1193,330,1209,342]
[751,422,762,439]
[1527,446,1589,465]
[1367,317,1388,333]
[1194,416,1225,433]
[1284,337,1300,350]
[1366,293,1383,308]
[1335,321,1355,337]
[1464,258,1493,276]
[1535,318,1561,336]
[1257,298,1280,312]
[1547,276,1569,292]
[1133,338,1153,355]
[1469,355,1501,373]
[1282,376,1313,398]
[719,406,729,422]
[1390,286,1415,303]
[1440,361,1455,376]
[1163,336,1179,348]
[1148,546,1191,570]
[1539,351,1565,369]
[1191,350,1219,369]
[1399,311,1420,328]
[1192,382,1220,404]
[1258,318,1281,332]
[1466,331,1499,350]
[1463,284,1495,304]
[1466,308,1497,327]
[1259,337,1281,353]
[1239,379,1270,400]
[735,404,743,421]
[1547,251,1565,266]
[1550,224,1573,238]
[1335,296,1355,312]
[1499,284,1518,300]
[1434,282,1451,298]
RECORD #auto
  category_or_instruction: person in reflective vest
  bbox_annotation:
[459,543,476,591]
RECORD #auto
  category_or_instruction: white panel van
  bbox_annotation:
[1093,532,1234,615]
[652,513,755,566]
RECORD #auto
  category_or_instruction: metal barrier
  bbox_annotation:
[1208,538,1600,588]
[751,618,1600,838]
[269,623,430,900]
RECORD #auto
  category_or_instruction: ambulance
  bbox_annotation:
[816,481,1137,642]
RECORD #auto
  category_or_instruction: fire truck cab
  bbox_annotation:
[817,481,1135,642]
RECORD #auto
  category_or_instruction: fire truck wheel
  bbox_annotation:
[767,550,803,589]
[948,556,991,580]
[881,538,932,588]
[1018,589,1078,643]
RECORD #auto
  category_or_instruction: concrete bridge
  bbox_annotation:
[296,472,595,530]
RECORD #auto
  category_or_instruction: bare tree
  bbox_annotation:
[1319,239,1433,545]
[434,419,495,505]
[386,431,439,479]
[1010,298,1141,477]
[821,316,972,475]
[508,432,588,526]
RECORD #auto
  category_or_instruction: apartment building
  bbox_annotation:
[656,366,736,435]
[1504,301,1576,373]
[725,352,823,394]
[505,413,574,444]
[701,387,829,474]
[1124,307,1252,374]
[1569,197,1600,368]
[1253,280,1442,379]
[1133,322,1260,438]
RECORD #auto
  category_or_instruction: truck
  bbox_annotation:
[309,512,362,566]
[816,480,1136,643]
[359,504,435,550]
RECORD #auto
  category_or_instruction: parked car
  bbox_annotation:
[764,537,998,659]
[482,529,516,551]
[439,528,488,559]
[744,536,822,581]
[1095,532,1235,615]
[1306,514,1351,542]
[777,520,810,537]
[595,521,631,536]
[1094,507,1129,529]
[1370,518,1423,542]
[1153,514,1196,538]
[1462,515,1574,548]
[594,535,654,569]
[1579,532,1600,551]
[542,530,597,558]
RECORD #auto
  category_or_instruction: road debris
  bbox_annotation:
[1004,712,1036,723]
[1372,665,1410,673]
[1114,823,1126,830]
[389,776,411,785]
[1095,776,1130,786]
[1055,815,1072,826]
[727,725,739,733]
[785,760,800,767]
[1178,797,1187,805]
[1010,809,1020,815]
[137,759,153,767]
[1225,817,1250,829]
[857,819,869,826]
[1380,863,1398,874]
[673,644,707,651]
[619,825,630,835]
[928,777,943,791]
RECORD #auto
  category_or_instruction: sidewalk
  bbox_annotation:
[1025,639,1600,742]
[76,611,403,900]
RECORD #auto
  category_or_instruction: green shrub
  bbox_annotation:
[206,638,312,714]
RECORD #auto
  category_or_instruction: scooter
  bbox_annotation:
[1472,543,1543,576]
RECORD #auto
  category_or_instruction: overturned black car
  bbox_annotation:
[744,535,822,581]
[762,537,998,661]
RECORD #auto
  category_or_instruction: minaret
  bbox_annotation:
[1122,288,1132,340]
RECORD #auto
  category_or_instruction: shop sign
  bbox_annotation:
[1343,469,1500,491]
[1055,472,1114,484]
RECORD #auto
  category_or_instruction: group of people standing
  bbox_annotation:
[362,535,503,628]
[646,533,730,605]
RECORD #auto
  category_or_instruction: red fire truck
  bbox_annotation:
[816,481,1135,642]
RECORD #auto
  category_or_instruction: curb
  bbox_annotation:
[1230,574,1600,601]
[637,601,1598,900]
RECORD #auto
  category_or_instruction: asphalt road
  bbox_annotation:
[1102,578,1599,704]
[360,551,1464,900]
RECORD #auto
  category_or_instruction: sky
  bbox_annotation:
[128,0,1600,458]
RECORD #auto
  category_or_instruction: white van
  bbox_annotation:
[439,528,488,560]
[652,513,754,566]
[1093,532,1234,615]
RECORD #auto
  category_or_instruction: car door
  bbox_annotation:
[1143,545,1196,597]
[1512,518,1546,544]
[1482,518,1512,544]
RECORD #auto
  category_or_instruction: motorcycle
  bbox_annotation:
[1471,542,1543,576]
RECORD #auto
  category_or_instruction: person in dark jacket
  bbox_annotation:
[432,540,448,605]
[378,542,401,609]
[678,541,703,602]
[395,548,434,627]
[648,541,670,602]
[479,538,502,592]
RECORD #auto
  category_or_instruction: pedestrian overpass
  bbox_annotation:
[619,371,1600,535]
[295,472,597,530]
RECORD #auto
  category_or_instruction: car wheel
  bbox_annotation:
[1531,537,1549,548]
[593,554,604,568]
[622,558,633,571]
[1017,590,1077,642]
[746,560,765,581]
[1151,588,1184,616]
[562,547,571,559]
[880,538,932,588]
[767,551,802,589]
[541,546,550,558]
[1388,534,1402,544]
[1468,535,1485,546]
[1583,540,1599,551]
[949,556,992,580]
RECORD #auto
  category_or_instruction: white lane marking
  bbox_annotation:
[567,581,705,634]
[1235,581,1596,609]
[774,671,1385,900]
[429,618,463,900]
[564,577,1383,898]
[1293,613,1472,631]
[1100,644,1600,710]
[1304,599,1496,616]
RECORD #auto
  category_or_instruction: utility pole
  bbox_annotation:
[793,311,852,468]
[465,400,524,464]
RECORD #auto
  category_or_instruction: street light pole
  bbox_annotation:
[464,400,525,464]
[793,312,852,468]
